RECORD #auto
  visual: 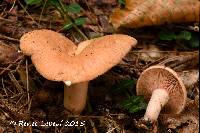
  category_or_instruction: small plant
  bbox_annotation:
[111,79,147,113]
[62,17,86,30]
[188,33,199,48]
[25,0,41,5]
[25,0,87,39]
[158,30,199,48]
[158,30,192,41]
[66,3,81,13]
[111,79,135,93]
[118,0,125,6]
[62,2,86,30]
[120,95,147,113]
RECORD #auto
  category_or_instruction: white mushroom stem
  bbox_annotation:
[144,89,169,122]
[63,82,88,114]
[62,41,91,114]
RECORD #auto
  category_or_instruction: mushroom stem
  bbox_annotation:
[144,89,169,122]
[63,82,88,114]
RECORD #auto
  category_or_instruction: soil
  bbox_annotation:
[0,0,199,132]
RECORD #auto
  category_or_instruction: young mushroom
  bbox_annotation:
[20,29,137,114]
[136,65,187,123]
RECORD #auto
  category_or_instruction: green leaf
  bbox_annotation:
[49,0,60,7]
[188,33,199,48]
[129,102,147,113]
[25,0,41,5]
[74,17,86,26]
[66,3,81,13]
[158,31,176,41]
[62,22,74,30]
[118,0,125,5]
[120,95,147,113]
[111,79,135,93]
[176,30,191,41]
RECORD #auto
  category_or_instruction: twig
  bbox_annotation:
[17,0,40,27]
[1,78,8,96]
[25,59,31,112]
[10,92,24,99]
[16,98,30,113]
[0,16,15,22]
[9,0,17,12]
[158,52,199,71]
[0,55,24,76]
[0,34,19,42]
[73,24,88,40]
[38,0,48,24]
[15,93,25,105]
[0,101,29,120]
[3,84,15,95]
[0,67,12,71]
[8,72,23,92]
[56,0,88,40]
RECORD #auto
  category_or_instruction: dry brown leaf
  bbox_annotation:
[159,99,199,133]
[138,44,163,62]
[110,0,199,28]
[161,114,199,133]
[178,69,199,90]
[0,41,21,65]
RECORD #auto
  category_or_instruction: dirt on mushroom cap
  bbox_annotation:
[136,65,187,114]
[20,29,137,84]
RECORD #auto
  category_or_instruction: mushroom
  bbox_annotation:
[136,65,187,122]
[20,29,137,114]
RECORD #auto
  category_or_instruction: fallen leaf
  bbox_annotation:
[110,0,199,28]
[139,44,164,62]
[178,69,199,91]
[159,99,199,133]
[0,41,21,65]
[99,15,115,33]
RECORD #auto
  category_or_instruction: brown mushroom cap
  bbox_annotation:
[20,29,137,83]
[136,65,187,114]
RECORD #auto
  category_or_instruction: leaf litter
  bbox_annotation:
[0,0,199,132]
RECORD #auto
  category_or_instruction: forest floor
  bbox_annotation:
[0,0,199,133]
